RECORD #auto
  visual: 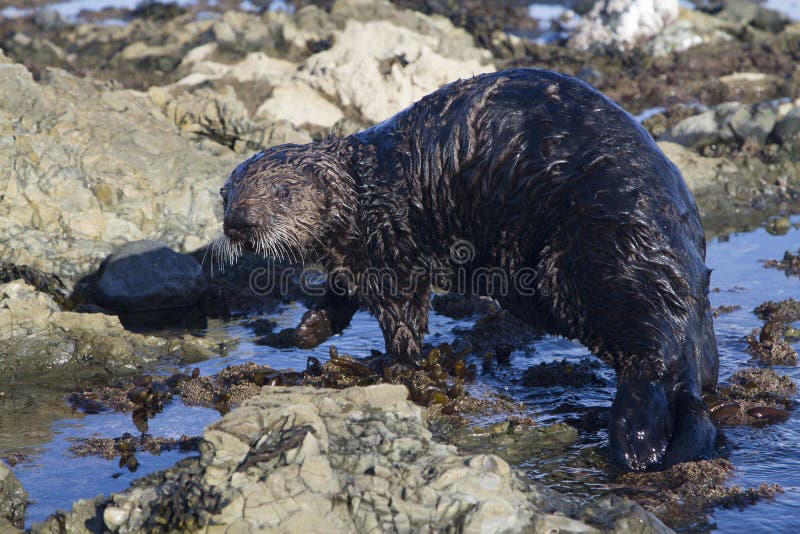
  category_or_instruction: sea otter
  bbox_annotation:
[216,68,719,471]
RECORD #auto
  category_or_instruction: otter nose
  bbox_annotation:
[224,206,259,241]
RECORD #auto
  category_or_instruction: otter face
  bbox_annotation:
[213,146,327,267]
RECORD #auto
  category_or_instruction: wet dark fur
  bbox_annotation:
[220,68,720,471]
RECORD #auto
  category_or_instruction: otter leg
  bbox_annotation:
[371,289,430,365]
[536,220,717,471]
[293,293,359,349]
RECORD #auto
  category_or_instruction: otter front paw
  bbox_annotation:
[295,309,335,349]
[609,381,716,471]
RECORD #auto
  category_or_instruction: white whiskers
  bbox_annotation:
[204,232,244,276]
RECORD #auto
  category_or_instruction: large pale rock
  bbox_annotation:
[569,0,679,51]
[35,384,670,533]
[256,80,345,129]
[175,45,298,87]
[0,64,238,281]
[297,19,495,123]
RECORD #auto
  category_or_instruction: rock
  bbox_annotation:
[431,293,498,319]
[212,10,278,55]
[658,139,800,234]
[93,240,207,312]
[3,32,68,68]
[716,0,790,33]
[729,102,776,145]
[774,107,800,146]
[0,280,221,379]
[33,8,67,31]
[568,0,679,51]
[256,80,345,129]
[35,384,668,533]
[0,63,238,282]
[0,462,26,529]
[298,19,494,123]
[659,107,731,149]
[718,72,783,104]
[658,102,766,149]
[645,9,734,57]
[329,0,491,64]
[175,47,298,87]
[149,83,311,152]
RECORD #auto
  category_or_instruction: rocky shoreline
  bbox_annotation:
[1,0,799,531]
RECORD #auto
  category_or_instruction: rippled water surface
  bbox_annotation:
[2,216,798,530]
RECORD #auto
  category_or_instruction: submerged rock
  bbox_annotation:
[33,384,669,533]
[0,280,220,379]
[93,240,207,312]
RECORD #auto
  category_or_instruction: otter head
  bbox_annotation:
[215,144,336,266]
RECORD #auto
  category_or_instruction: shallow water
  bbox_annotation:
[2,215,798,530]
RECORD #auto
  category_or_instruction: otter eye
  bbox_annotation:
[219,187,228,201]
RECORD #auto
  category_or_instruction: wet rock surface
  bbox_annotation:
[618,459,783,530]
[32,384,668,533]
[0,280,224,380]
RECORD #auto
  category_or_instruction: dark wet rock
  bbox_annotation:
[93,240,207,312]
[763,249,800,277]
[765,216,793,235]
[35,384,668,533]
[453,307,540,354]
[724,367,797,401]
[712,304,742,317]
[745,321,798,365]
[69,433,201,460]
[618,459,782,528]
[430,292,498,318]
[753,298,800,323]
[521,358,607,388]
[455,421,579,465]
[708,367,797,425]
[131,0,188,21]
[193,251,298,316]
[33,8,67,31]
[0,462,26,530]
